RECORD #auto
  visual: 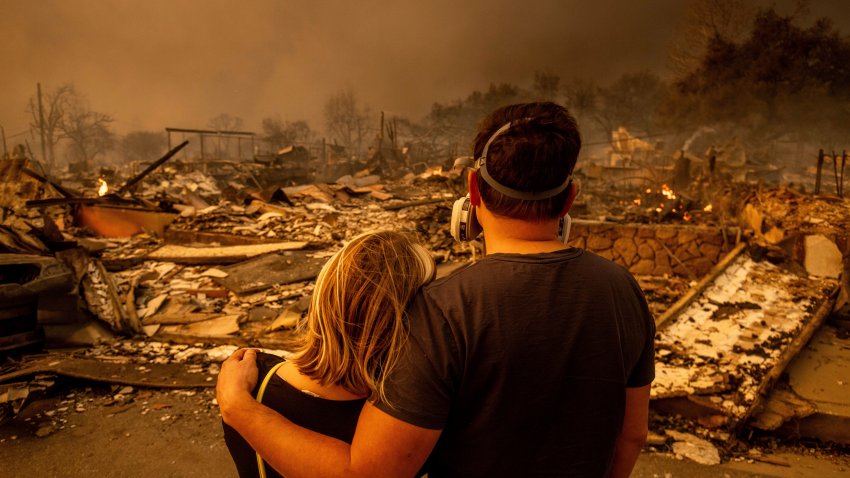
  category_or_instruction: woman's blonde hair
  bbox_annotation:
[289,230,435,404]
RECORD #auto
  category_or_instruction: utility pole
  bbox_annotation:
[36,83,48,166]
[0,125,7,158]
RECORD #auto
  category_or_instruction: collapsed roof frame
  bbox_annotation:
[165,127,256,163]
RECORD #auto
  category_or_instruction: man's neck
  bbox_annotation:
[477,205,566,255]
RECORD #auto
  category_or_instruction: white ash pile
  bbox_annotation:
[137,168,222,203]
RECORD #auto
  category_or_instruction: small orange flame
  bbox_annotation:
[660,184,677,200]
[683,212,692,221]
[633,198,642,205]
[703,204,713,212]
[97,178,108,197]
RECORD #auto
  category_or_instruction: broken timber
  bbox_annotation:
[164,228,290,246]
[213,251,326,295]
[0,356,214,388]
[21,167,79,198]
[116,140,189,196]
[144,241,309,265]
[382,197,450,211]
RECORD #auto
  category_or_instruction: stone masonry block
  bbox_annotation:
[614,237,637,265]
[587,235,614,250]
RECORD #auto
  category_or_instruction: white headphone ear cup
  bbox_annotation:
[451,195,480,242]
[451,196,470,242]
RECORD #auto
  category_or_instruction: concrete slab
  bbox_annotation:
[781,324,850,444]
[804,234,843,278]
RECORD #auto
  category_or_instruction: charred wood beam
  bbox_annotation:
[833,150,841,196]
[21,168,79,198]
[382,197,451,211]
[25,197,146,208]
[116,140,189,196]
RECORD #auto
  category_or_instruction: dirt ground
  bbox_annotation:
[1,380,849,478]
[0,383,232,477]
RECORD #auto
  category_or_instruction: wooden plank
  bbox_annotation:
[142,312,223,325]
[382,197,450,211]
[0,356,214,388]
[213,251,326,295]
[145,241,308,265]
[164,228,285,246]
[159,315,241,337]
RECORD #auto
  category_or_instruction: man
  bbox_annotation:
[218,101,655,477]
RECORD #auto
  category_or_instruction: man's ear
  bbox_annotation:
[559,180,580,216]
[468,170,481,206]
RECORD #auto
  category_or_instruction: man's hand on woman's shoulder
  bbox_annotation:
[217,348,260,422]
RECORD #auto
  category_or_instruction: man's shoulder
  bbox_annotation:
[580,249,637,277]
[422,249,635,287]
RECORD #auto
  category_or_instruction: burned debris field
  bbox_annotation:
[3,1,850,476]
[2,124,849,475]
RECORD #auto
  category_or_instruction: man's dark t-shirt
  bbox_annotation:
[374,248,655,477]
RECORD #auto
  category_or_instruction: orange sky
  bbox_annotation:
[2,0,847,143]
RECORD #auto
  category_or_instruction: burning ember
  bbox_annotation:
[97,178,108,197]
[628,183,714,224]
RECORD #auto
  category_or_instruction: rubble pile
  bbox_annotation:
[137,168,222,204]
[741,186,850,258]
[0,162,488,349]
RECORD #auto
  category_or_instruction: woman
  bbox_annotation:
[222,230,435,478]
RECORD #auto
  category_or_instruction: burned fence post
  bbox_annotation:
[815,149,824,194]
[1,124,7,157]
[833,150,841,196]
[116,140,189,197]
[36,83,48,167]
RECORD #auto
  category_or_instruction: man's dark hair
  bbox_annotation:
[473,102,581,221]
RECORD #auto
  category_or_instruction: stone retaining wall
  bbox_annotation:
[568,220,739,277]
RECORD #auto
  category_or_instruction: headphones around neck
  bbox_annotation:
[449,119,573,244]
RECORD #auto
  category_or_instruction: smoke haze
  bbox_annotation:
[2,0,848,139]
